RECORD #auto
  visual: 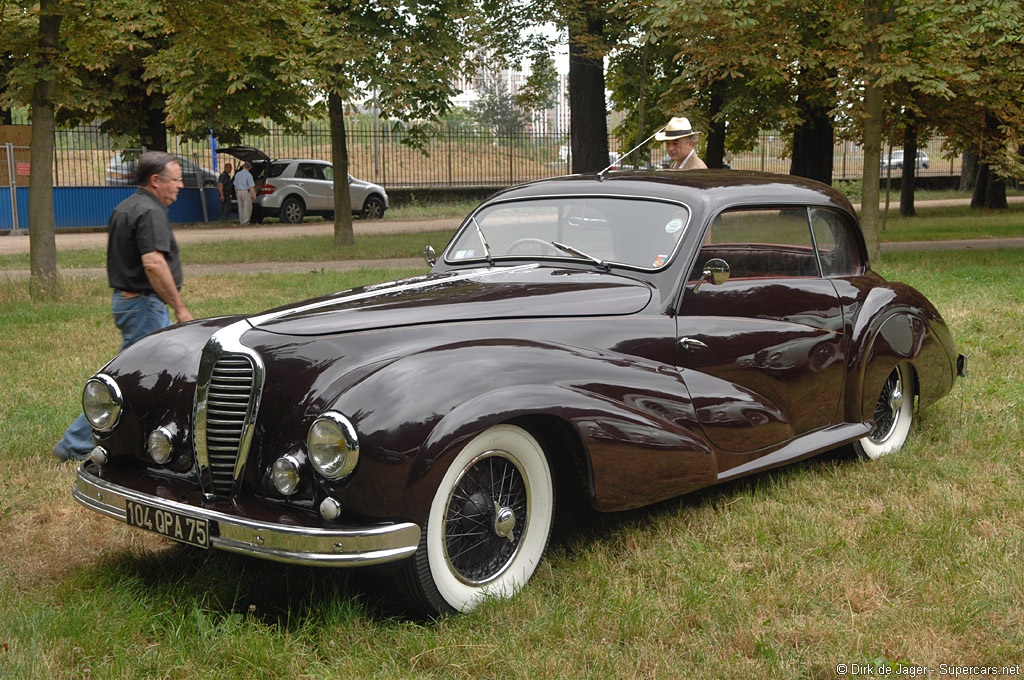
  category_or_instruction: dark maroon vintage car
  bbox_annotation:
[73,171,965,615]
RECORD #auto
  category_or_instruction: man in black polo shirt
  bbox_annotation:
[53,151,195,461]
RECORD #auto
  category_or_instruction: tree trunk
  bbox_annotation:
[329,92,355,246]
[145,96,168,152]
[959,146,978,192]
[899,122,917,217]
[860,0,884,265]
[971,114,1008,210]
[705,81,727,169]
[28,0,62,300]
[568,17,608,174]
[789,83,834,184]
[971,163,1008,210]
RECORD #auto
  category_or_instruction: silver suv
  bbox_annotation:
[880,149,930,171]
[216,146,388,222]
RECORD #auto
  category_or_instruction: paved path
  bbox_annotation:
[2,197,1023,280]
[0,217,460,256]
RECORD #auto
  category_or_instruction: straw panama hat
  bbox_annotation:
[655,117,700,141]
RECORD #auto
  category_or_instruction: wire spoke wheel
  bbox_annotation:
[443,452,529,584]
[855,365,914,461]
[396,424,554,615]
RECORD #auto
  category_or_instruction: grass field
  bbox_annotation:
[1,248,1022,679]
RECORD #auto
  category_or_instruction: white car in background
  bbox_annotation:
[216,146,389,223]
[880,149,930,171]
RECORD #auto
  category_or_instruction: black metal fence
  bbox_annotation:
[40,121,961,188]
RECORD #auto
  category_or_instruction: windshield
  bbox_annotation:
[445,197,691,270]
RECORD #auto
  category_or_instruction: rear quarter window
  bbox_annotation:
[809,208,864,276]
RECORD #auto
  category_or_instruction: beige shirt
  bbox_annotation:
[672,149,707,170]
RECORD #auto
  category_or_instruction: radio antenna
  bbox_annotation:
[597,125,667,182]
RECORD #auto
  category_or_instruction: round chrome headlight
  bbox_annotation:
[271,455,302,496]
[82,375,122,433]
[306,412,359,480]
[147,427,173,464]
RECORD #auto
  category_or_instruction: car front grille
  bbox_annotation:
[204,354,257,496]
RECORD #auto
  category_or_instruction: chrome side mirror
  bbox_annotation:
[424,245,436,267]
[692,258,730,293]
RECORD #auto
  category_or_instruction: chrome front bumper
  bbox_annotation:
[73,465,421,567]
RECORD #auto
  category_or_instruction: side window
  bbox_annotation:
[296,163,322,180]
[809,208,863,277]
[322,165,334,181]
[692,208,820,280]
[266,163,288,179]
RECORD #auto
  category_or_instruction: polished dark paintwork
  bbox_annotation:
[90,171,960,533]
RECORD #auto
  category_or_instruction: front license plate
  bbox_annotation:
[125,499,210,549]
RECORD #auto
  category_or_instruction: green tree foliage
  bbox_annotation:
[266,0,474,245]
[1,0,138,298]
[615,0,1024,254]
[119,1,312,145]
[515,39,559,114]
[469,75,531,136]
[941,0,1024,208]
[632,0,849,182]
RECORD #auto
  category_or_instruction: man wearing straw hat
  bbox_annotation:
[656,117,707,170]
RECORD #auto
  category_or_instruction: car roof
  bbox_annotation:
[483,170,858,221]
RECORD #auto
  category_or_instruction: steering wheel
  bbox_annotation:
[505,238,560,256]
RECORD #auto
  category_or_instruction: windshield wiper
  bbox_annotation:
[551,241,610,270]
[471,216,492,264]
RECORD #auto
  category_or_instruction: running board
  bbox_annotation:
[717,422,873,483]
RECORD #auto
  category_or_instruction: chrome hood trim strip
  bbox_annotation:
[245,265,539,330]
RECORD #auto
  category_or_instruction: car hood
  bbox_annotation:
[215,145,271,163]
[247,265,654,337]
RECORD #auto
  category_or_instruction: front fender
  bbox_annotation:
[416,383,717,514]
[329,339,716,520]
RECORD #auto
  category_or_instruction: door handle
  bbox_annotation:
[679,337,708,350]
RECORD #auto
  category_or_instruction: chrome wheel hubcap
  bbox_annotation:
[493,502,517,542]
[870,370,904,444]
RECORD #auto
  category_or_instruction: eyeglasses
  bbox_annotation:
[160,175,184,184]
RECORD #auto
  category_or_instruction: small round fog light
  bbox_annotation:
[319,497,342,520]
[90,446,108,465]
[147,427,173,464]
[272,455,302,496]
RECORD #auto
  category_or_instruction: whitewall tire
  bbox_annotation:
[398,424,554,615]
[855,365,914,461]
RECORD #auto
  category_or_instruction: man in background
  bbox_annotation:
[52,151,194,461]
[657,117,707,170]
[218,162,234,221]
[233,161,256,224]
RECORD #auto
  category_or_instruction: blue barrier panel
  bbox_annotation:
[0,188,12,229]
[51,187,222,229]
[168,188,221,223]
[15,187,28,229]
[54,187,133,228]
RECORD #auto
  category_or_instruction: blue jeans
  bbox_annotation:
[57,292,172,458]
